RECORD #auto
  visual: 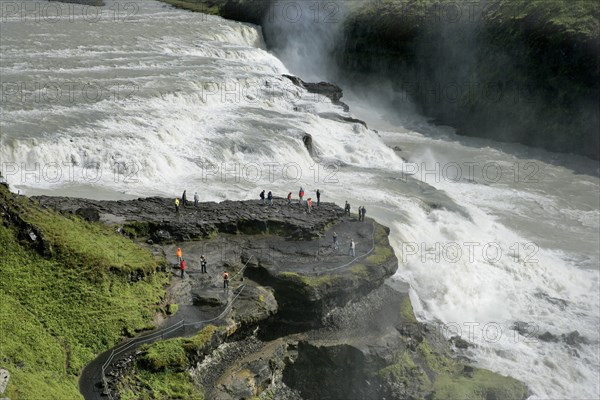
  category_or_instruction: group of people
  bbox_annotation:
[260,187,321,213]
[175,247,208,278]
[175,190,200,213]
[358,206,367,221]
[175,247,229,289]
[260,190,273,205]
[344,201,367,221]
[174,190,368,223]
[331,232,356,257]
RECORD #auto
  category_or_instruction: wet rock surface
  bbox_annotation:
[35,195,527,399]
[283,74,351,112]
[34,195,346,242]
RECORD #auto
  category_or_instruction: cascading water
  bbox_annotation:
[0,1,598,398]
[261,0,351,81]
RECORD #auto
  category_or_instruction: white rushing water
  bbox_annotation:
[1,1,598,398]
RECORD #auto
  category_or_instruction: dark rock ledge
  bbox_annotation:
[35,195,529,400]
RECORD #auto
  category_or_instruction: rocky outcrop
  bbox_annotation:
[160,0,269,25]
[49,0,105,5]
[34,195,346,242]
[283,74,350,112]
[0,369,9,395]
[191,283,528,400]
[39,194,528,400]
[1,193,53,258]
[243,221,397,332]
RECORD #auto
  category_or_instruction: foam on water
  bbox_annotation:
[373,128,600,398]
[1,1,599,398]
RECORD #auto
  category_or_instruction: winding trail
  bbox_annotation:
[78,218,377,400]
[79,274,248,400]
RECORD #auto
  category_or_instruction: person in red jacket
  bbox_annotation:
[287,192,292,205]
[299,187,304,204]
[223,271,229,289]
[180,259,186,278]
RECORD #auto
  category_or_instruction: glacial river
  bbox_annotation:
[1,1,598,398]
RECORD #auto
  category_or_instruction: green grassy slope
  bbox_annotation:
[0,185,169,399]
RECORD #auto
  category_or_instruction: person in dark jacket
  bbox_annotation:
[182,190,187,207]
[267,191,273,205]
[316,189,321,206]
[200,255,207,273]
[260,190,265,204]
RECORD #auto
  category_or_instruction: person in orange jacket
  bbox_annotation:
[176,247,183,262]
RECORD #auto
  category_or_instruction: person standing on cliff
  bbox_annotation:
[316,189,321,206]
[223,271,229,289]
[345,201,351,215]
[333,231,338,250]
[200,255,207,274]
[260,190,265,204]
[349,239,355,257]
[176,247,183,262]
[307,198,313,214]
[182,190,187,207]
[299,187,304,204]
[180,259,186,278]
[194,192,199,207]
[361,206,367,222]
[268,191,273,206]
[287,192,292,205]
[175,198,180,214]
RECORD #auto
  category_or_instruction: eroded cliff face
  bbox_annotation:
[337,0,599,159]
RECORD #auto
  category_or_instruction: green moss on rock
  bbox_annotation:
[415,338,528,400]
[400,295,418,323]
[141,340,188,372]
[181,325,220,353]
[119,369,205,400]
[378,351,431,388]
[432,368,528,400]
[166,303,179,315]
[123,325,220,398]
